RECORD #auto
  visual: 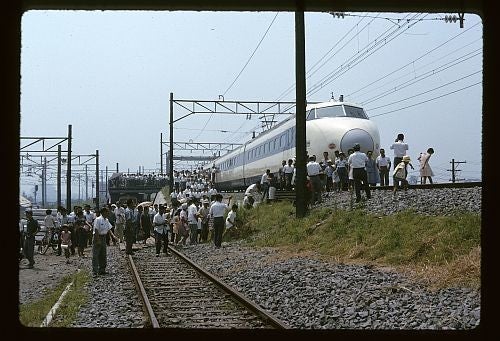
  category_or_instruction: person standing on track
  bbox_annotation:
[348,143,371,203]
[209,194,232,248]
[124,199,137,255]
[376,148,391,187]
[390,133,409,187]
[153,205,170,256]
[91,206,117,277]
[418,148,435,184]
[113,202,126,244]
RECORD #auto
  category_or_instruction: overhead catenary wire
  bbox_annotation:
[368,81,481,118]
[192,13,279,143]
[365,70,481,111]
[222,12,279,98]
[349,23,482,101]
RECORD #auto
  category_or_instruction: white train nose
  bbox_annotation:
[340,128,375,153]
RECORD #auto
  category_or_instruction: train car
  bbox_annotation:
[212,99,380,191]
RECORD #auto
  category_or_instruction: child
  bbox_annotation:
[393,155,414,194]
[60,224,72,263]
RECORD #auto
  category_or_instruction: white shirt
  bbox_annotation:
[261,172,269,185]
[153,212,168,234]
[245,183,260,197]
[187,203,198,224]
[225,210,237,229]
[306,161,321,176]
[93,215,112,236]
[376,155,391,168]
[283,164,294,174]
[390,141,408,157]
[348,151,369,168]
[44,215,58,229]
[209,201,229,218]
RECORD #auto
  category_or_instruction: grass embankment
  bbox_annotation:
[19,270,90,327]
[231,201,481,290]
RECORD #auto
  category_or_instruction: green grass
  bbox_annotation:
[19,270,90,327]
[227,201,481,288]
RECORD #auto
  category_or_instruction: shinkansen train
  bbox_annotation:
[212,99,380,191]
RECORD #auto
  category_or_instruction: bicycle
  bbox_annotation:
[36,227,60,255]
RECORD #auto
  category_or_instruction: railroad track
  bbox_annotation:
[127,245,288,329]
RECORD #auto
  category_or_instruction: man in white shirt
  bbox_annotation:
[187,199,199,245]
[283,159,294,190]
[390,133,409,188]
[243,182,262,209]
[209,194,232,248]
[376,148,392,187]
[307,155,323,204]
[347,143,371,203]
[260,169,271,202]
[92,207,117,277]
[153,205,170,256]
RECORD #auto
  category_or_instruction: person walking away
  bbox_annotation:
[306,155,323,204]
[60,224,72,263]
[376,148,391,187]
[114,202,126,244]
[365,151,380,187]
[347,143,371,203]
[23,210,39,269]
[390,133,409,187]
[153,205,170,256]
[91,206,117,277]
[393,155,414,194]
[140,205,152,244]
[106,203,116,246]
[418,148,435,184]
[209,194,232,248]
[124,199,136,255]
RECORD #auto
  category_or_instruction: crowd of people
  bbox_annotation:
[20,132,434,273]
[240,132,435,206]
[19,188,240,275]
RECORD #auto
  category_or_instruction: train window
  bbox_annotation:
[306,109,315,121]
[343,105,368,119]
[315,106,345,118]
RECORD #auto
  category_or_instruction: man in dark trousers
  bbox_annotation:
[347,143,372,203]
[124,199,136,255]
[24,210,40,269]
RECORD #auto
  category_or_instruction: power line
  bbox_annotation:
[222,12,279,98]
[368,81,481,118]
[347,21,482,98]
[366,70,481,111]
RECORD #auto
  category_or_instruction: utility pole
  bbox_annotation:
[448,159,466,183]
[66,124,72,211]
[85,165,88,200]
[57,144,62,208]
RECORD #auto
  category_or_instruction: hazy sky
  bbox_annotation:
[19,10,483,199]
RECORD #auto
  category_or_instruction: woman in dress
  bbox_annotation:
[365,151,380,187]
[418,148,435,184]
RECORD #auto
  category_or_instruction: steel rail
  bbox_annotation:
[127,254,160,328]
[168,245,289,329]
